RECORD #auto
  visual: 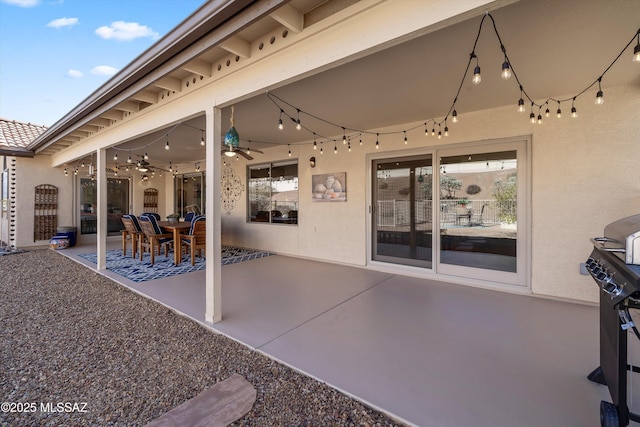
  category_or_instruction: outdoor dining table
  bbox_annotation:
[158,220,191,265]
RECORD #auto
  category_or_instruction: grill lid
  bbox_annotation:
[597,214,640,265]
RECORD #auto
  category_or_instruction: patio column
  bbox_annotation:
[205,107,222,323]
[96,148,107,270]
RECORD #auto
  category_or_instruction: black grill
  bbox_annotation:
[586,216,640,427]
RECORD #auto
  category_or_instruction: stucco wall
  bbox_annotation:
[221,83,640,303]
[15,156,74,248]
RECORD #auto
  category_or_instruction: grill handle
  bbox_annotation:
[591,237,627,254]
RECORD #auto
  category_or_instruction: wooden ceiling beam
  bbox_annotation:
[131,90,159,104]
[220,35,251,58]
[270,4,303,33]
[181,58,213,77]
[154,76,182,92]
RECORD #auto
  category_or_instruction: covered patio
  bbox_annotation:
[59,238,622,426]
[12,0,640,425]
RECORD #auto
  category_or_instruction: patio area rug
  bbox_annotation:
[77,246,272,282]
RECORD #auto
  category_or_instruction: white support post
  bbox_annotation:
[96,148,107,270]
[205,107,222,323]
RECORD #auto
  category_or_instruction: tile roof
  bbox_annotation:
[0,118,47,150]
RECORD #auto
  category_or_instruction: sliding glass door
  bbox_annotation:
[372,155,433,268]
[371,138,528,287]
[79,178,129,235]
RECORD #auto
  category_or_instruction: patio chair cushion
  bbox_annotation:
[123,214,143,232]
[184,212,195,223]
[141,212,161,221]
[188,215,205,235]
[140,214,163,234]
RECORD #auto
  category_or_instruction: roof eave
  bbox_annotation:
[27,0,287,153]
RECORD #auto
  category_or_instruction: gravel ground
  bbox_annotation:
[0,249,405,427]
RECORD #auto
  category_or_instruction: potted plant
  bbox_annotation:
[167,213,180,224]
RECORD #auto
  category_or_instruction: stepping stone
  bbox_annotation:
[145,374,256,427]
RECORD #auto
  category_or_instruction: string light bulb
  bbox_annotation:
[127,154,132,164]
[278,110,284,130]
[501,60,512,80]
[471,53,481,85]
[633,33,640,62]
[444,125,449,137]
[556,101,562,118]
[595,78,604,105]
[113,152,118,161]
[452,110,458,123]
[296,109,302,130]
[342,128,347,144]
[571,97,578,118]
[200,130,205,146]
[404,131,408,144]
[517,86,525,112]
[144,152,149,160]
[313,135,317,150]
[165,138,170,150]
[529,102,536,123]
[376,134,380,149]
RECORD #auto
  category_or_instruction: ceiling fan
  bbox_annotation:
[135,158,169,173]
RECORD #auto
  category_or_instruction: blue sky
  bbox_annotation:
[0,0,205,126]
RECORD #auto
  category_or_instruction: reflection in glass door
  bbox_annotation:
[438,150,518,273]
[372,155,433,268]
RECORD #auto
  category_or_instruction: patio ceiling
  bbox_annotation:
[41,0,640,170]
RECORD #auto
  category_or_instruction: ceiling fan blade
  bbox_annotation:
[238,147,263,154]
[235,150,253,160]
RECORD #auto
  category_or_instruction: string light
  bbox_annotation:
[200,130,205,146]
[113,152,118,161]
[165,137,170,150]
[313,134,317,150]
[288,144,292,157]
[334,141,338,154]
[376,133,380,149]
[127,154,132,163]
[517,87,525,113]
[471,53,481,85]
[144,152,149,160]
[262,18,637,155]
[501,60,512,80]
[296,109,302,130]
[595,78,604,105]
[278,109,284,130]
[404,131,408,144]
[320,142,323,155]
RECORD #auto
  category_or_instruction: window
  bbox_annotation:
[248,161,298,224]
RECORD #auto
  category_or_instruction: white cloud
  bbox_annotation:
[90,65,118,76]
[95,21,159,42]
[66,69,82,78]
[0,0,40,7]
[47,17,78,29]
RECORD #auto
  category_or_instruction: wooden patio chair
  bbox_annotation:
[121,214,143,258]
[138,214,173,265]
[180,215,206,266]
